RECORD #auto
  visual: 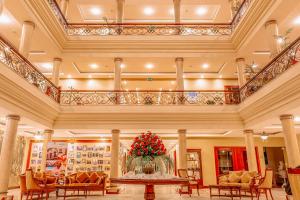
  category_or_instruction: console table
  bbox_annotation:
[110,178,189,200]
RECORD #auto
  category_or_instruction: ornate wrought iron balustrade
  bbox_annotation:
[47,0,252,37]
[0,36,60,102]
[240,36,300,101]
[60,90,240,106]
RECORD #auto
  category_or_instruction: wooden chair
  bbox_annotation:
[19,174,28,200]
[25,169,44,200]
[256,168,274,200]
[178,169,200,196]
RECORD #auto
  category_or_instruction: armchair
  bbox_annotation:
[256,168,274,200]
[178,169,200,196]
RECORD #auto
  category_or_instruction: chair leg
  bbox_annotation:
[265,189,269,200]
[257,190,261,200]
[269,189,274,200]
[20,193,23,200]
[197,185,200,196]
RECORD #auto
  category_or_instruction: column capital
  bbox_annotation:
[244,129,254,134]
[175,57,184,62]
[112,129,120,134]
[280,114,294,120]
[23,21,35,29]
[178,129,186,134]
[235,57,245,63]
[6,115,20,121]
[264,20,277,28]
[114,57,123,62]
[54,57,63,62]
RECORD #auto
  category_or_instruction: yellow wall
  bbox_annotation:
[59,78,238,90]
[186,137,285,186]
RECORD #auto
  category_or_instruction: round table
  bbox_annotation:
[110,178,189,200]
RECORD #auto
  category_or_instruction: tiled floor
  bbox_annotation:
[9,185,288,200]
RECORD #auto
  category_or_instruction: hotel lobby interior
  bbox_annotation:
[1,0,300,199]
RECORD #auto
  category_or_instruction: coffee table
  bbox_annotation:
[209,185,241,200]
[55,184,90,199]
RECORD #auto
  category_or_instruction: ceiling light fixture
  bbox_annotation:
[169,8,174,15]
[277,37,284,44]
[202,63,209,69]
[90,7,102,15]
[260,135,268,141]
[67,74,72,78]
[40,63,53,69]
[171,81,175,85]
[293,16,300,25]
[252,63,258,68]
[219,75,223,78]
[89,63,98,69]
[145,63,154,69]
[120,63,125,69]
[196,7,208,16]
[144,7,155,16]
[0,14,11,24]
[295,117,300,122]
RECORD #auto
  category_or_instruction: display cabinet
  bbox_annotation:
[186,149,203,186]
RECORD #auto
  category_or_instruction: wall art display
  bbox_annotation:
[46,142,68,174]
[28,142,43,172]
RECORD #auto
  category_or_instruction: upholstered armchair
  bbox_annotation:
[19,174,28,200]
[178,169,200,196]
[25,169,45,200]
[256,168,274,200]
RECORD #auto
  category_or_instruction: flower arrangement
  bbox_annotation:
[126,131,172,174]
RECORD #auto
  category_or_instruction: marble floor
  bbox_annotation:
[8,185,288,200]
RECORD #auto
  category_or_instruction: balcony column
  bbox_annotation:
[40,130,54,172]
[280,115,300,200]
[265,20,280,58]
[244,129,258,172]
[52,58,62,86]
[236,58,247,87]
[116,0,125,23]
[0,0,4,16]
[178,129,187,169]
[110,129,120,179]
[173,0,181,23]
[19,21,35,58]
[60,0,69,16]
[114,58,122,91]
[175,57,184,91]
[0,115,20,196]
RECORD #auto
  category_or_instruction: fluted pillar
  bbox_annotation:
[244,130,258,172]
[280,115,300,167]
[178,129,187,169]
[52,58,62,86]
[116,0,125,23]
[60,0,69,16]
[0,115,20,196]
[41,130,54,172]
[19,21,35,58]
[110,129,120,179]
[236,58,247,87]
[173,0,181,23]
[114,58,122,91]
[0,0,4,16]
[265,20,280,58]
[175,57,184,91]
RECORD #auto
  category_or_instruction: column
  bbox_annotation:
[178,129,187,169]
[175,57,184,91]
[114,58,122,90]
[280,115,300,168]
[244,130,258,172]
[265,20,280,58]
[280,115,300,200]
[173,0,181,23]
[19,21,35,58]
[236,58,247,87]
[21,138,31,173]
[52,58,62,86]
[0,0,4,16]
[40,130,54,172]
[0,115,20,196]
[60,0,69,16]
[110,129,120,179]
[116,0,125,23]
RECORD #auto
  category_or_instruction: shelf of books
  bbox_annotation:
[28,140,112,176]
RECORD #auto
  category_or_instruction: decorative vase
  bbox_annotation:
[142,162,155,174]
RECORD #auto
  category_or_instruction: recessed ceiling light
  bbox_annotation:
[202,63,209,69]
[196,7,207,16]
[123,80,127,85]
[169,8,174,15]
[252,63,258,68]
[171,81,175,85]
[0,15,11,24]
[169,89,172,91]
[89,63,98,69]
[40,62,53,69]
[144,7,155,16]
[293,16,300,25]
[295,117,300,122]
[67,74,72,78]
[277,37,284,44]
[145,63,154,69]
[159,88,163,91]
[120,63,126,69]
[219,75,223,78]
[253,51,271,55]
[90,7,102,15]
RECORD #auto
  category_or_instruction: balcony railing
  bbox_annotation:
[60,90,240,106]
[0,36,60,102]
[240,36,300,101]
[47,0,252,37]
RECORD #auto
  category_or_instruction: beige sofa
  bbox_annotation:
[218,171,259,190]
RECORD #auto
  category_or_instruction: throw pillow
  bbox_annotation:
[219,175,228,183]
[240,172,251,183]
[76,172,89,183]
[68,176,76,184]
[89,172,99,183]
[228,173,241,183]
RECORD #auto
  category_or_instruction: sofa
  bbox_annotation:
[218,171,259,193]
[64,171,108,195]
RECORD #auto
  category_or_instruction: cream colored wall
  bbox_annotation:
[59,78,238,90]
[186,137,285,186]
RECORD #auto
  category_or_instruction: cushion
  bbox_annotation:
[89,172,99,183]
[76,172,89,183]
[68,176,76,184]
[229,171,243,176]
[219,175,228,183]
[240,172,251,183]
[46,177,57,184]
[228,173,241,183]
[248,171,258,177]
